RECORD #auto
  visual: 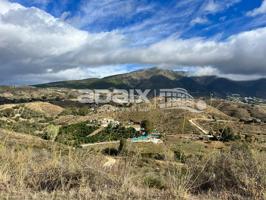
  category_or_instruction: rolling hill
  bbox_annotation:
[36,68,266,98]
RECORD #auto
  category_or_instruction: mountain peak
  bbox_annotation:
[118,67,186,81]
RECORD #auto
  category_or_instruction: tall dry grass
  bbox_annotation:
[0,138,265,199]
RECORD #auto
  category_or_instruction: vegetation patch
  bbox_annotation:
[0,119,46,136]
[82,125,139,144]
[60,106,91,116]
[144,174,166,189]
[186,143,265,198]
[24,102,64,117]
[25,167,82,192]
[55,121,99,146]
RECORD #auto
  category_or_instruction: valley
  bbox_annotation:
[0,69,265,199]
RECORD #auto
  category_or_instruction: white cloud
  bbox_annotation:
[204,0,220,13]
[189,0,241,28]
[190,66,264,81]
[132,28,266,75]
[11,65,134,85]
[247,0,266,17]
[0,0,128,82]
[190,17,209,25]
[0,0,266,84]
[60,11,71,20]
[68,0,153,29]
[192,66,219,76]
[0,0,22,14]
[203,0,240,14]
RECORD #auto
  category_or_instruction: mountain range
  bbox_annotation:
[36,68,266,98]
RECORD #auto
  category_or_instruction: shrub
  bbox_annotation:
[141,153,166,160]
[0,108,15,118]
[144,175,165,189]
[186,143,265,199]
[25,167,82,192]
[141,120,152,133]
[219,127,240,142]
[174,149,186,163]
[102,148,119,156]
[42,125,60,141]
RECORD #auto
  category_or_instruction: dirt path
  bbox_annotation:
[87,127,105,137]
[189,119,209,134]
[189,118,234,135]
[81,141,120,148]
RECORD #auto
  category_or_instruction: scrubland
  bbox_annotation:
[0,132,265,199]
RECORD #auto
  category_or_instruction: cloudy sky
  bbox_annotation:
[0,0,266,84]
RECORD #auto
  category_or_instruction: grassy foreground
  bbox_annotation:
[0,134,265,200]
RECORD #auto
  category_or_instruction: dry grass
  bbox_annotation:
[0,135,264,200]
[25,102,64,117]
[185,143,265,199]
[0,104,16,111]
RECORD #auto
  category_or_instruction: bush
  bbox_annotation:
[219,127,240,142]
[174,149,186,163]
[144,175,165,189]
[186,143,264,198]
[42,125,60,141]
[25,167,82,192]
[141,153,166,160]
[102,148,119,156]
[141,120,152,133]
[0,108,15,117]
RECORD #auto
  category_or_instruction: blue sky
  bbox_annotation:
[1,0,266,84]
[10,0,264,41]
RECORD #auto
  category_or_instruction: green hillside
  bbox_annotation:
[35,68,266,98]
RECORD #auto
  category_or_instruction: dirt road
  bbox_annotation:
[81,141,120,148]
[87,127,105,137]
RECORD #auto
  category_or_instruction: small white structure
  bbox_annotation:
[100,118,120,127]
[97,105,119,113]
[125,124,141,132]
